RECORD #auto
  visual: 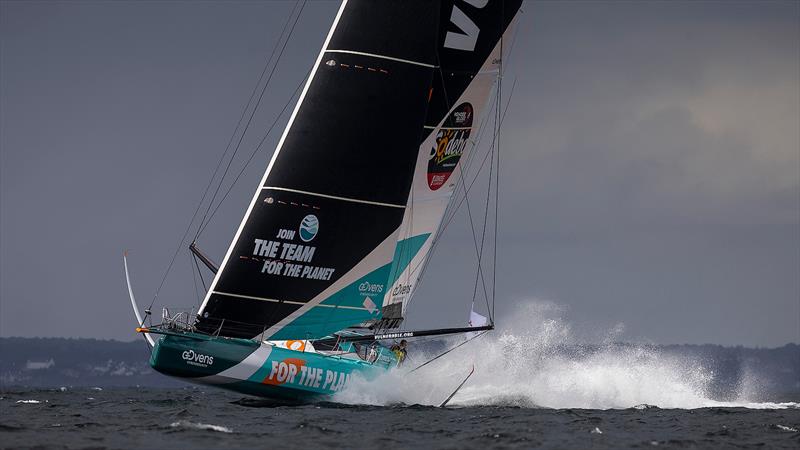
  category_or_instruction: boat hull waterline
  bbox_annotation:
[149,332,392,401]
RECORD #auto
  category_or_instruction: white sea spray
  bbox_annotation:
[336,300,800,410]
[169,420,233,433]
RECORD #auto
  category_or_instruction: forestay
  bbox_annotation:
[377,0,523,328]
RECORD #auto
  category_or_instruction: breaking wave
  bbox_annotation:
[169,420,233,433]
[335,301,798,410]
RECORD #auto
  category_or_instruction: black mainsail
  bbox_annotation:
[196,0,523,340]
[196,1,440,339]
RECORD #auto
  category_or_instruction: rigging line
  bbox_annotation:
[197,0,307,236]
[397,181,416,332]
[403,100,497,318]
[457,73,502,178]
[193,0,303,243]
[408,330,489,373]
[402,48,518,319]
[502,11,523,78]
[438,10,521,242]
[428,78,517,247]
[192,0,303,243]
[467,111,495,320]
[420,93,497,267]
[411,81,500,278]
[189,252,202,306]
[452,79,499,319]
[404,77,517,297]
[439,7,521,236]
[193,250,209,293]
[441,95,495,221]
[196,68,310,234]
[435,56,492,321]
[467,113,495,319]
[405,176,416,311]
[492,18,505,322]
[456,95,496,189]
[446,78,516,231]
[148,1,304,309]
[405,55,492,320]
[401,53,457,320]
[436,90,499,234]
[397,171,415,314]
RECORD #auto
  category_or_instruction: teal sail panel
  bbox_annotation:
[387,233,431,288]
[268,263,391,340]
[268,234,430,340]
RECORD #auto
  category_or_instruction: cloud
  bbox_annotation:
[499,2,799,229]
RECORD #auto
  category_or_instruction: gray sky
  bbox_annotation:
[1,1,797,346]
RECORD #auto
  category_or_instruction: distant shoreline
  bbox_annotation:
[1,338,797,402]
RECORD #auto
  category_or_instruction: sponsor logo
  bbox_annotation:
[444,0,490,52]
[181,349,214,367]
[428,102,474,190]
[392,283,412,297]
[250,217,334,281]
[276,228,295,240]
[286,340,306,351]
[263,358,306,386]
[376,331,414,340]
[299,215,319,242]
[264,358,351,392]
[358,281,384,294]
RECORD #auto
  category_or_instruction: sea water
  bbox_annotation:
[2,302,798,449]
[2,387,798,449]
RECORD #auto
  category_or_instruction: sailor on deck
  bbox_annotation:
[390,339,408,365]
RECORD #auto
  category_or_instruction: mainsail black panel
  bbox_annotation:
[196,0,440,339]
[423,0,523,139]
[327,1,439,64]
[263,54,433,206]
[198,189,405,338]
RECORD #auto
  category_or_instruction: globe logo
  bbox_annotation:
[299,214,319,242]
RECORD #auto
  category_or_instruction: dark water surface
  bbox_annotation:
[1,388,798,449]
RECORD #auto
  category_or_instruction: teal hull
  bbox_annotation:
[149,332,392,401]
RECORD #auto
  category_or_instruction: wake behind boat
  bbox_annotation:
[126,0,521,402]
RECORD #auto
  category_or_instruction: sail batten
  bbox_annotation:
[209,291,372,311]
[260,186,406,209]
[324,50,437,68]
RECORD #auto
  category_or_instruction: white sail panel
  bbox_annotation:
[382,34,513,323]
